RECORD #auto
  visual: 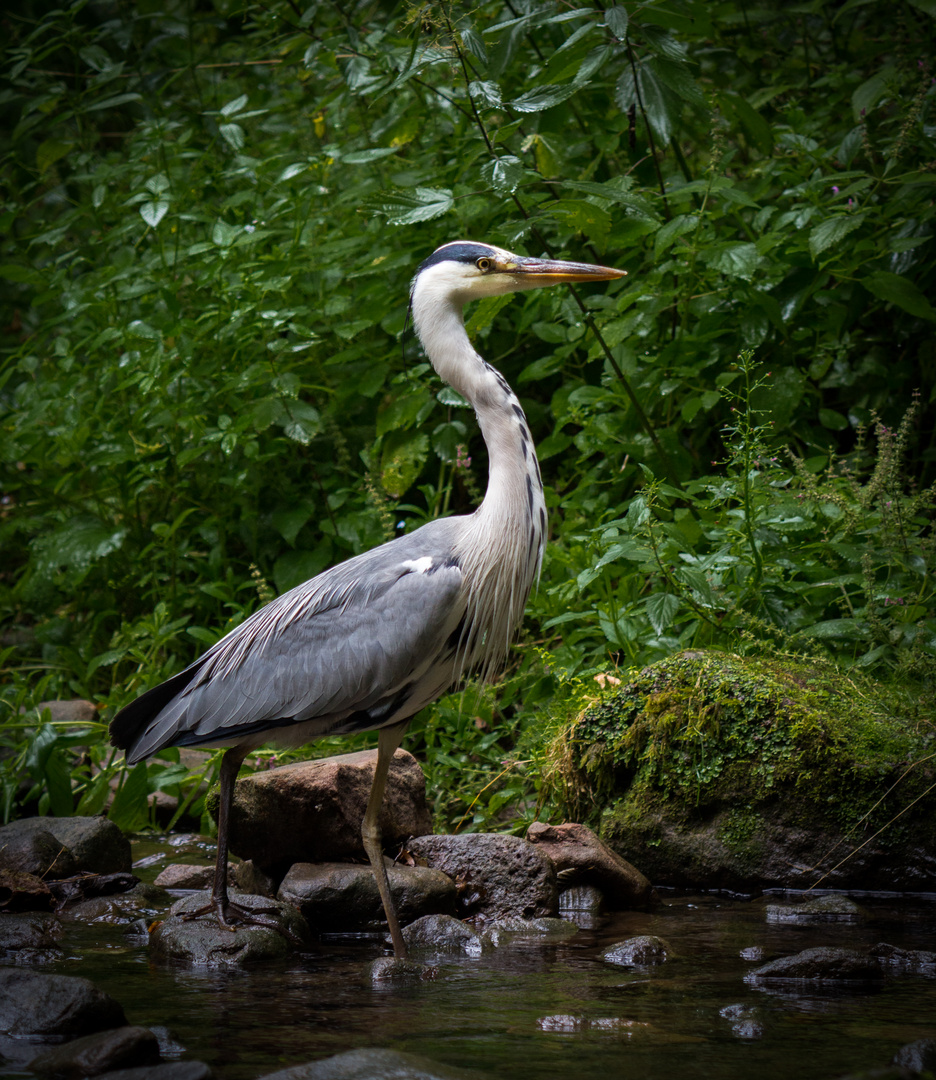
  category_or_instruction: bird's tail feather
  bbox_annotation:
[109,662,206,763]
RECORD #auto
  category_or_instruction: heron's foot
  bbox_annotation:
[180,895,304,946]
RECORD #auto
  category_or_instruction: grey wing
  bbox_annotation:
[117,551,465,762]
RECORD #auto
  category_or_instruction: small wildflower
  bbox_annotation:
[832,185,840,194]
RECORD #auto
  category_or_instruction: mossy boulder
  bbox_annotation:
[567,650,935,892]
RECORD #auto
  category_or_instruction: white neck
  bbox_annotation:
[411,275,547,677]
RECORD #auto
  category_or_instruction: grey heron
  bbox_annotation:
[109,241,625,958]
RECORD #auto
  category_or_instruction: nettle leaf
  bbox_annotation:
[460,26,488,63]
[470,80,502,107]
[649,55,705,109]
[704,242,760,280]
[278,162,308,182]
[510,82,580,113]
[605,5,629,39]
[220,93,248,116]
[219,122,245,150]
[481,155,523,194]
[646,592,681,635]
[546,199,611,245]
[863,271,936,321]
[280,401,321,444]
[375,187,454,225]
[342,146,400,164]
[139,200,169,228]
[654,213,698,258]
[616,65,673,143]
[33,517,127,577]
[808,213,867,260]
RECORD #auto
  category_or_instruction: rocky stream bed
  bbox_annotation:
[1,746,935,1080]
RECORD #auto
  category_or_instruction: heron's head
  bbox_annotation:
[411,241,625,308]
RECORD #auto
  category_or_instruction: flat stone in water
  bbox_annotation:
[28,1025,160,1078]
[0,911,64,964]
[365,957,437,983]
[870,942,936,973]
[258,1047,485,1079]
[765,893,865,923]
[149,891,311,966]
[398,914,482,953]
[602,934,675,966]
[478,916,578,949]
[745,946,883,984]
[278,859,456,930]
[59,883,173,925]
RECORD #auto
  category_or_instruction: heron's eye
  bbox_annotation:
[476,257,492,272]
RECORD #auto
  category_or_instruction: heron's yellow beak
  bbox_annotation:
[495,255,626,283]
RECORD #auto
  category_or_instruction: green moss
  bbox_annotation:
[564,650,934,838]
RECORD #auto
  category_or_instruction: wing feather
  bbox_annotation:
[113,523,466,763]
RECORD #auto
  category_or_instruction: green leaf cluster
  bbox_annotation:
[1,0,933,828]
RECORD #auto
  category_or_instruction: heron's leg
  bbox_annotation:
[209,743,247,922]
[181,745,293,938]
[361,721,409,960]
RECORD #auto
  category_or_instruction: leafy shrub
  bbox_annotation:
[1,0,933,826]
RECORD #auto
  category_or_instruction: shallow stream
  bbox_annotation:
[10,836,936,1080]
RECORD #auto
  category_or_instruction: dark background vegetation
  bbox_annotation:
[1,0,933,832]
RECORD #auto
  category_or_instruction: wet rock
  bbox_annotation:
[526,821,655,908]
[870,942,936,974]
[0,969,126,1039]
[227,749,433,874]
[0,816,131,875]
[765,893,865,923]
[0,868,55,912]
[58,882,172,925]
[259,1047,484,1079]
[602,934,675,966]
[745,947,883,984]
[537,1015,651,1034]
[0,911,64,963]
[480,916,578,948]
[0,826,78,878]
[892,1039,936,1072]
[28,1025,160,1078]
[277,859,455,931]
[365,957,436,983]
[407,833,558,921]
[148,891,311,966]
[719,1003,765,1040]
[740,945,766,961]
[398,913,482,953]
[154,864,224,890]
[558,884,604,916]
[101,1064,212,1080]
[582,651,936,893]
[233,860,277,898]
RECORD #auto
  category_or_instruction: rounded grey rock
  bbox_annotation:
[149,892,311,966]
[28,1025,160,1078]
[602,934,675,966]
[0,969,126,1039]
[745,946,883,984]
[258,1047,486,1079]
[407,833,557,921]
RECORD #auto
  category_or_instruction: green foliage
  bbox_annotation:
[1,0,933,826]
